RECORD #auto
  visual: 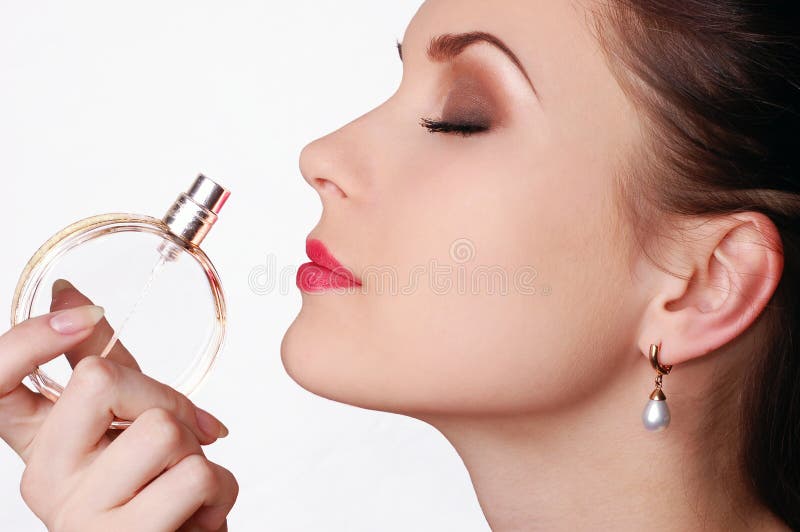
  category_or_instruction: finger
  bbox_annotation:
[0,305,104,457]
[81,407,204,510]
[121,454,238,532]
[49,279,141,371]
[38,356,227,463]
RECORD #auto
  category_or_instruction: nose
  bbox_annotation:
[297,97,388,202]
[299,129,354,201]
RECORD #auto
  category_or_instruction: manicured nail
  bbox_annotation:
[49,305,105,334]
[196,407,229,439]
[51,278,73,297]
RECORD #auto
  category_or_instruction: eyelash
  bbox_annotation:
[419,117,489,137]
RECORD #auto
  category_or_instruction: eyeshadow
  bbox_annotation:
[441,76,494,125]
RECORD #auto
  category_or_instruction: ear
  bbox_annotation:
[637,212,784,366]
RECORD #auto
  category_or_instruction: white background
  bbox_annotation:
[0,2,489,530]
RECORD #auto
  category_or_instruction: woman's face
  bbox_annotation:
[281,0,645,416]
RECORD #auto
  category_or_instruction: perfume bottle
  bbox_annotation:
[10,174,229,428]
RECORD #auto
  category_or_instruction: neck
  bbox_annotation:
[419,352,786,531]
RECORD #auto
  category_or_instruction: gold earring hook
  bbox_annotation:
[649,343,673,375]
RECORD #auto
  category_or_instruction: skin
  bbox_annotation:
[282,0,789,530]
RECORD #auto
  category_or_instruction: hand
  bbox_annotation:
[0,279,238,531]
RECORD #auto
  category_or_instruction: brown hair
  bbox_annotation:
[587,0,800,527]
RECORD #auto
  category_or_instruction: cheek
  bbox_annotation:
[356,152,623,413]
[282,130,638,415]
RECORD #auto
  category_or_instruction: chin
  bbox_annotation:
[280,306,384,412]
[279,304,438,417]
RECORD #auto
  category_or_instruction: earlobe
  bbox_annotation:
[637,212,784,367]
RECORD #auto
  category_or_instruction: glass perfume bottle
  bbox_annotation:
[10,174,230,428]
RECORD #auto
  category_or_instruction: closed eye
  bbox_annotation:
[419,117,490,137]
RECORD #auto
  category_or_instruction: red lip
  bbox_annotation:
[297,239,362,293]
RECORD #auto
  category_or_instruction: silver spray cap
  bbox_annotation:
[162,174,230,247]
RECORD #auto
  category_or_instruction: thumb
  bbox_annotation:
[50,279,141,372]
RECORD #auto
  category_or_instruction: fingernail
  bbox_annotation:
[51,278,73,297]
[49,305,105,334]
[196,407,229,439]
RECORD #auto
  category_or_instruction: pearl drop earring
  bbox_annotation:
[642,342,673,431]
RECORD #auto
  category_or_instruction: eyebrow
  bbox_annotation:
[396,31,540,100]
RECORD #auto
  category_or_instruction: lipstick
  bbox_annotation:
[297,239,361,293]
